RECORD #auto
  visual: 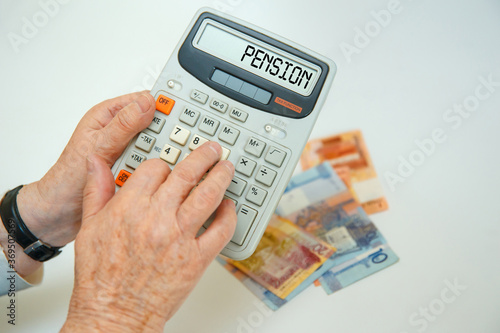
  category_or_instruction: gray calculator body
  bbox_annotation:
[111,8,336,260]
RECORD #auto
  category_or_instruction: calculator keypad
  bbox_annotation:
[117,91,289,248]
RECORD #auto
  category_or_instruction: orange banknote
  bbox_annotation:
[300,130,388,214]
[228,215,335,299]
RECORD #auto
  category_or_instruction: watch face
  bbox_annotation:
[24,240,62,262]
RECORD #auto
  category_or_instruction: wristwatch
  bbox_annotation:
[0,185,63,262]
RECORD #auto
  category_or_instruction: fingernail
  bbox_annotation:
[86,155,95,174]
[135,94,152,113]
[225,198,236,210]
[208,142,222,158]
[221,160,235,174]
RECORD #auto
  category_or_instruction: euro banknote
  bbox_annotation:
[300,130,388,214]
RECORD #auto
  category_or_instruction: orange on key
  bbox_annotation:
[156,94,175,115]
[115,169,132,187]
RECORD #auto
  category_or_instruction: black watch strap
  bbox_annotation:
[1,185,62,262]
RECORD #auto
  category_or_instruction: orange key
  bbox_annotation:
[115,169,132,187]
[156,94,175,115]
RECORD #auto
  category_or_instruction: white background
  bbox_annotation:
[1,0,500,332]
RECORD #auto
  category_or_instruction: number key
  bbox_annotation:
[169,125,190,146]
[189,134,209,150]
[160,144,181,164]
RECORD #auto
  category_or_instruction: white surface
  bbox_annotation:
[1,0,499,332]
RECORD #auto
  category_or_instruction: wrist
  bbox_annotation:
[16,181,80,247]
[63,289,166,333]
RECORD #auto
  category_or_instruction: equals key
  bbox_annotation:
[232,205,258,246]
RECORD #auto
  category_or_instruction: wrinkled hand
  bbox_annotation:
[18,92,156,247]
[61,142,237,332]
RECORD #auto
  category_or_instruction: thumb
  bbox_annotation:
[82,154,115,223]
[98,93,156,163]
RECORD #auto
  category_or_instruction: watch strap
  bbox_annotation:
[0,185,62,262]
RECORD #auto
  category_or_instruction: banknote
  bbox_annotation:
[318,244,399,294]
[227,214,336,299]
[218,163,397,310]
[218,245,339,311]
[216,257,289,310]
[300,130,389,214]
[277,162,398,295]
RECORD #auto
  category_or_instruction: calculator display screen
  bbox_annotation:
[193,21,321,97]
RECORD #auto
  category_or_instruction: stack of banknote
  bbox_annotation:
[218,130,398,310]
[301,130,389,214]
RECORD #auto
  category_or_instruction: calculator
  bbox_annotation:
[111,8,336,260]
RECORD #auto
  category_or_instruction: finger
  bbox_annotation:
[97,93,156,164]
[176,159,234,235]
[197,199,237,263]
[157,142,222,206]
[88,90,151,123]
[82,154,115,222]
[120,159,171,196]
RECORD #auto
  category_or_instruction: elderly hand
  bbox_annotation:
[61,142,237,332]
[0,92,156,277]
[24,91,156,244]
